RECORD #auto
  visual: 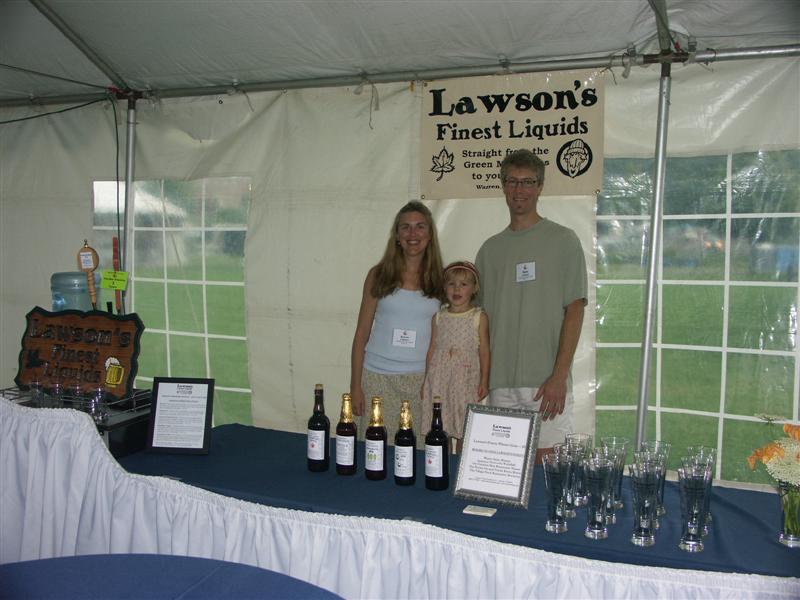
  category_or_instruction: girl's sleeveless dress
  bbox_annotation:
[422,306,483,438]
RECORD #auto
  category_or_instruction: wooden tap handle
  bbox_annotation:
[77,240,100,310]
[86,271,98,308]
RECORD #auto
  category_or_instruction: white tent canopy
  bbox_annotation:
[1,2,798,468]
[2,0,798,104]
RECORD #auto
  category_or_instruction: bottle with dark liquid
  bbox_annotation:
[336,393,357,475]
[424,398,449,490]
[307,384,330,472]
[394,399,416,486]
[365,396,387,480]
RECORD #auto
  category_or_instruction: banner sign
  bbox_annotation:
[420,70,604,200]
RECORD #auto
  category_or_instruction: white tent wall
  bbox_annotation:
[1,57,798,446]
[605,57,800,155]
[1,102,119,376]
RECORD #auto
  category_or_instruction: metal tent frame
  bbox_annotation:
[8,0,800,447]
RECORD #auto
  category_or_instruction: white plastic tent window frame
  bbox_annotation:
[91,178,252,425]
[595,149,799,485]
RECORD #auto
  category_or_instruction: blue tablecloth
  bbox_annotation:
[119,424,800,579]
[0,553,342,599]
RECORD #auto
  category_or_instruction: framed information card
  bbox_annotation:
[454,404,540,508]
[147,377,214,454]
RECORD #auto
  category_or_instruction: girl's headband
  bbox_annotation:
[444,260,480,284]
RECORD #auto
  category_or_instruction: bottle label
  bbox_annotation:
[307,429,325,460]
[365,439,384,471]
[336,435,355,465]
[425,444,443,478]
[394,445,414,478]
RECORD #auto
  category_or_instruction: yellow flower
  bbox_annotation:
[763,443,785,463]
[748,442,785,470]
[784,423,800,442]
[747,451,759,470]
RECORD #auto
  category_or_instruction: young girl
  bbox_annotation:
[421,261,490,452]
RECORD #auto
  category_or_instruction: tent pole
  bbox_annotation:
[28,0,128,90]
[120,96,137,314]
[635,60,671,448]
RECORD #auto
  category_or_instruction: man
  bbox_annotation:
[476,149,588,462]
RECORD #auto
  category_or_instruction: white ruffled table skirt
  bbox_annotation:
[1,398,797,599]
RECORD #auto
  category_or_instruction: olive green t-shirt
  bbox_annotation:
[475,218,587,389]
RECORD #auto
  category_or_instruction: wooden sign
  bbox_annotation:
[15,306,144,400]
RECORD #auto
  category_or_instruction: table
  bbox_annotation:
[119,424,800,579]
[0,553,341,599]
[2,399,797,599]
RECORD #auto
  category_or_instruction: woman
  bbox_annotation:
[350,201,444,445]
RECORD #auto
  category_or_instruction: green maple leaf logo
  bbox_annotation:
[431,147,455,181]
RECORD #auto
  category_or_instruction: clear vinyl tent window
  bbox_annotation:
[92,178,252,426]
[595,150,799,485]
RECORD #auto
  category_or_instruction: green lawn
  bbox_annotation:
[132,279,252,426]
[595,278,796,484]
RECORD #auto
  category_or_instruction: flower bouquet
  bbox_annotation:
[747,418,800,548]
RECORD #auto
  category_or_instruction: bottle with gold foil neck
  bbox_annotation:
[336,393,357,475]
[365,396,387,480]
[394,399,416,486]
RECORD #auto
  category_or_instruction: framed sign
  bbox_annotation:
[147,377,214,454]
[454,404,540,508]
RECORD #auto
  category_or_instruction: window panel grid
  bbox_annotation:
[133,278,245,287]
[715,154,733,480]
[201,182,211,390]
[598,343,794,360]
[144,329,247,341]
[93,177,252,426]
[135,374,250,394]
[597,404,794,424]
[96,225,247,232]
[597,151,799,484]
[598,212,800,221]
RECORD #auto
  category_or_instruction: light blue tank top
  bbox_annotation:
[364,288,441,374]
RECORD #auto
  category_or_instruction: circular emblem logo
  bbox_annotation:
[556,138,593,179]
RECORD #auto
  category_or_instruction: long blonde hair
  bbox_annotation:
[371,201,444,299]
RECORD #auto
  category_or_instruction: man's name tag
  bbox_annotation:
[392,328,417,348]
[516,261,536,283]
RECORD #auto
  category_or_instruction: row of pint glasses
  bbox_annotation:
[27,378,109,424]
[542,435,716,552]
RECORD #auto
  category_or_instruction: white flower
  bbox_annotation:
[765,438,800,487]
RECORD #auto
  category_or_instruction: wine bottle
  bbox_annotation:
[307,383,330,472]
[394,399,416,486]
[336,393,357,475]
[424,398,449,490]
[365,396,387,480]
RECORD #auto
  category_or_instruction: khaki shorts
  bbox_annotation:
[360,368,425,449]
[488,387,574,449]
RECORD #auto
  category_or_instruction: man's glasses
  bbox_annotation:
[503,178,538,188]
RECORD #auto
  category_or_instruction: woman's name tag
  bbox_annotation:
[392,328,417,348]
